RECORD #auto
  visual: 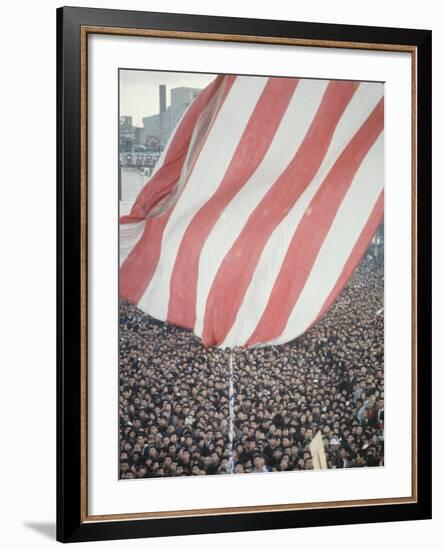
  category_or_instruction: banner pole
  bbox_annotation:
[227,349,235,474]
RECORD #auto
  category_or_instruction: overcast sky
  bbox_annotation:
[119,70,216,127]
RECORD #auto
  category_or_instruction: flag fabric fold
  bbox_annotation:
[119,75,384,349]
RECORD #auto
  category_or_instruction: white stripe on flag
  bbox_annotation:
[119,220,146,267]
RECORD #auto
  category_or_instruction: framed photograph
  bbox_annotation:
[57,6,432,543]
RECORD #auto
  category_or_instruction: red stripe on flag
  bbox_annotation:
[166,77,299,329]
[120,76,236,304]
[247,99,384,346]
[311,191,384,328]
[201,80,359,347]
[120,214,171,303]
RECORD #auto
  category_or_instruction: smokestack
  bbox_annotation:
[159,84,166,113]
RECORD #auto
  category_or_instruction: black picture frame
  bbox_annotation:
[57,5,432,543]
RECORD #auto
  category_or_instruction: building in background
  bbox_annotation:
[119,116,146,153]
[134,126,146,147]
[143,84,202,148]
[119,83,202,210]
[119,84,202,168]
[119,116,135,152]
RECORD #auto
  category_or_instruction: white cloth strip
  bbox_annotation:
[119,220,146,267]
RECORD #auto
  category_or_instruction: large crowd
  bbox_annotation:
[119,245,384,479]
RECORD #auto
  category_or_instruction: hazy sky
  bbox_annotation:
[119,70,216,127]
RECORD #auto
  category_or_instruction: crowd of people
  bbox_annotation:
[119,245,384,479]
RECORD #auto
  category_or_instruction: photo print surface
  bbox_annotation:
[118,70,385,480]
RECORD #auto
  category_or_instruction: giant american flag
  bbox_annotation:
[119,75,384,348]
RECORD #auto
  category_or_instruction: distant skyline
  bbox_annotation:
[119,70,216,127]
